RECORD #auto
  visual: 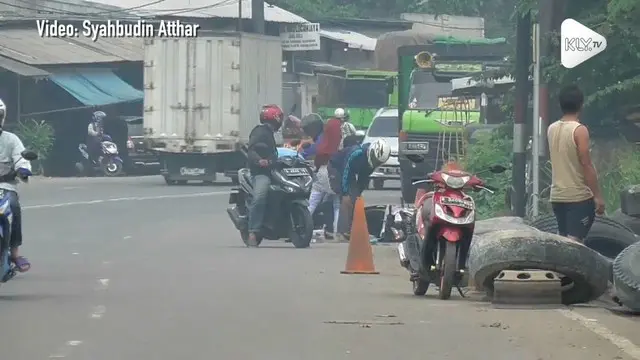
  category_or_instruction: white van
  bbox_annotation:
[362,108,399,190]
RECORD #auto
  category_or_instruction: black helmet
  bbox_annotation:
[301,113,324,139]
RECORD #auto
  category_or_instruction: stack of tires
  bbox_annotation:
[608,185,640,311]
[468,214,638,305]
[527,215,638,260]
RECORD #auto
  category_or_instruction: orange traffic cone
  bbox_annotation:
[341,197,379,275]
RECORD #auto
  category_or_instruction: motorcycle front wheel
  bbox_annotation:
[102,159,123,177]
[289,203,313,248]
[439,241,457,300]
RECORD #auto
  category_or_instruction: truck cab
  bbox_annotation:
[397,40,509,202]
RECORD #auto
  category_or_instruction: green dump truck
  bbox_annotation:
[317,70,397,130]
[397,38,508,201]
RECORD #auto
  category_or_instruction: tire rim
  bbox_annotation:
[106,162,118,173]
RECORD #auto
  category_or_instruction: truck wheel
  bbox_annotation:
[164,177,176,185]
[612,241,640,311]
[528,214,637,259]
[373,179,384,190]
[401,176,416,203]
[177,180,188,185]
[468,228,610,305]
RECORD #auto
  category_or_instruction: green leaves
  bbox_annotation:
[14,119,55,175]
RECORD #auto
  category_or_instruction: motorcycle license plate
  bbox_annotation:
[282,168,308,176]
[440,197,474,209]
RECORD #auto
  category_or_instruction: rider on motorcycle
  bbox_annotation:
[0,99,32,272]
[329,139,391,241]
[246,104,283,247]
[87,111,107,163]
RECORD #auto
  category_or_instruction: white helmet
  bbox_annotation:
[334,108,345,119]
[367,139,391,168]
[0,98,6,127]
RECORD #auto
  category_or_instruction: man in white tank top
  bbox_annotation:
[547,85,605,242]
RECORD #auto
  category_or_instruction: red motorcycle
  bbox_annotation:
[397,157,506,300]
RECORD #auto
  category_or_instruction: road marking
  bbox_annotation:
[558,308,640,359]
[23,191,228,210]
[123,235,132,240]
[90,305,106,319]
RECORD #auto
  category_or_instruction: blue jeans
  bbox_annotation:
[248,174,271,233]
[308,190,340,233]
[4,191,22,248]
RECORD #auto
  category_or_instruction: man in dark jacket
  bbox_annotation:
[245,104,284,247]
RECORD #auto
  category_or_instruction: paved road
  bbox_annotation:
[3,176,639,359]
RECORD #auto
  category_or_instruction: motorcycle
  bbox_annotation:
[397,155,507,299]
[0,150,38,285]
[226,153,315,248]
[76,135,123,177]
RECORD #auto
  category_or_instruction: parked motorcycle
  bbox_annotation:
[76,135,123,176]
[226,154,315,248]
[397,155,507,299]
[0,150,37,285]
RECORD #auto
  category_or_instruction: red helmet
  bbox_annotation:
[260,104,284,129]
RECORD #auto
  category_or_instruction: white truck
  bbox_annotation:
[143,32,283,185]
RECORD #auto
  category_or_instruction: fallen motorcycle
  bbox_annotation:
[397,156,507,299]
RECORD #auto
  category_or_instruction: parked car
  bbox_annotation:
[123,116,160,173]
[363,108,400,190]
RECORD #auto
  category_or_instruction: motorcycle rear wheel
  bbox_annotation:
[439,241,457,300]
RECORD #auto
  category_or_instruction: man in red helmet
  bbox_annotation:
[245,104,284,246]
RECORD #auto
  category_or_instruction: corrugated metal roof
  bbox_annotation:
[0,29,142,65]
[319,28,377,51]
[87,0,307,23]
[0,56,49,77]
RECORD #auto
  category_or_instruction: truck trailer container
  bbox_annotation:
[143,31,283,185]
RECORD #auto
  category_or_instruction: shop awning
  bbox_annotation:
[49,69,143,106]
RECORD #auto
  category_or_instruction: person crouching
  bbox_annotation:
[328,139,391,242]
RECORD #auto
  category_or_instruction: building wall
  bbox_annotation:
[297,38,375,70]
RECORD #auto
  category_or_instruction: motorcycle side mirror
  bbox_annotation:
[489,164,507,173]
[406,154,424,163]
[21,150,38,161]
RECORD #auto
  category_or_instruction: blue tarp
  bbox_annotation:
[50,69,143,106]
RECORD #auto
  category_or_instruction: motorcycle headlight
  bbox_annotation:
[441,173,470,189]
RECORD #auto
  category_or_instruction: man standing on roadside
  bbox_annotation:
[547,85,605,242]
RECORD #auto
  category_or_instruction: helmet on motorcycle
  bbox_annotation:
[301,113,324,139]
[0,98,6,128]
[260,104,284,131]
[93,111,106,123]
[366,139,391,168]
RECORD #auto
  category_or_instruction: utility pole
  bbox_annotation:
[511,11,531,217]
[251,0,265,34]
[531,23,541,217]
[538,0,554,159]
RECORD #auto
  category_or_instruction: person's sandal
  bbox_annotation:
[12,256,30,272]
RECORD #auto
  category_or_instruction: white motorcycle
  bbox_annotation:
[76,136,123,176]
